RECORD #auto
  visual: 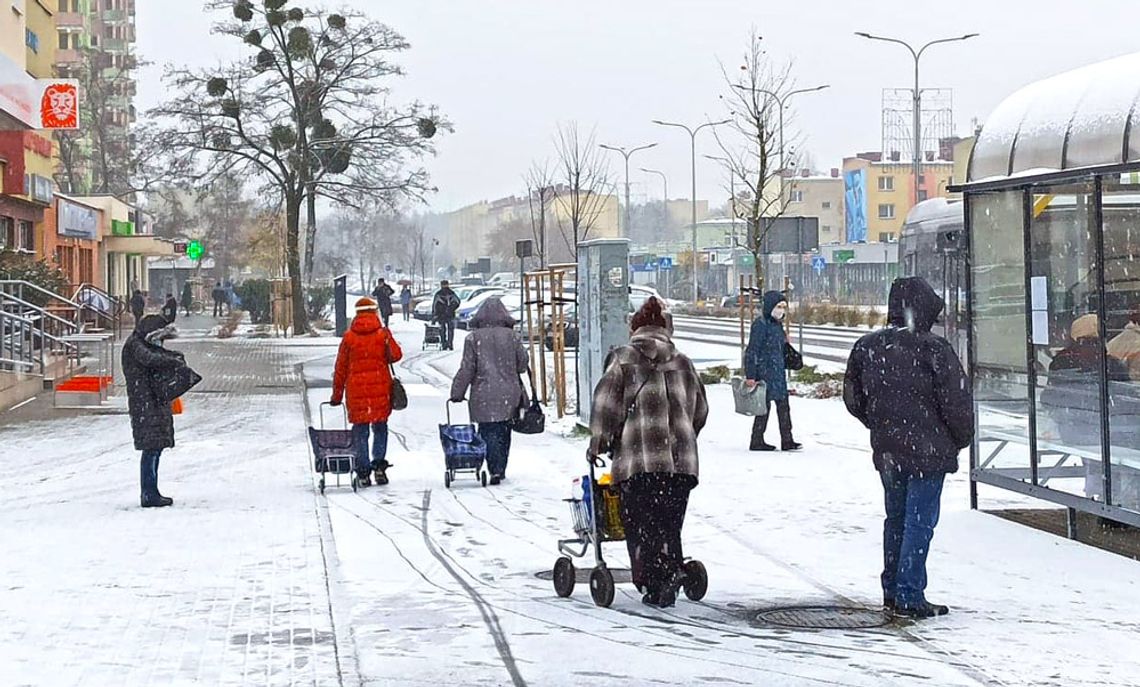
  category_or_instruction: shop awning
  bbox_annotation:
[103,235,175,257]
[969,51,1140,183]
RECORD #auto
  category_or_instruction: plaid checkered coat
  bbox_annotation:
[588,326,708,484]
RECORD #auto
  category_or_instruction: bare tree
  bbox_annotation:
[143,2,445,332]
[55,48,142,195]
[196,174,255,281]
[523,160,556,266]
[551,123,612,260]
[714,30,798,283]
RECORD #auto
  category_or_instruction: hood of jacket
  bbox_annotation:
[762,291,787,322]
[628,325,676,363]
[351,310,382,335]
[887,277,944,333]
[136,314,169,337]
[469,297,515,329]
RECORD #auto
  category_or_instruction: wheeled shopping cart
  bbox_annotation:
[423,324,443,351]
[438,400,488,488]
[550,455,708,608]
[307,402,359,495]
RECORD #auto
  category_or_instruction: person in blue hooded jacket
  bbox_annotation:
[744,290,801,451]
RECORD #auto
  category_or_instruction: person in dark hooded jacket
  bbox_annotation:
[843,276,973,619]
[122,315,201,508]
[450,297,529,484]
[744,290,800,451]
[588,297,709,608]
[129,290,146,322]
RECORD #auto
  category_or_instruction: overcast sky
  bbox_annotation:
[137,1,1140,213]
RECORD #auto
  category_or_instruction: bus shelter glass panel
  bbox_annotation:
[1030,184,1104,498]
[971,190,1031,481]
[1101,179,1140,513]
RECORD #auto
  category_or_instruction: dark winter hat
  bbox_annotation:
[135,314,168,336]
[630,297,668,332]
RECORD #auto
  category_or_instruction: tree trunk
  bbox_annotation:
[303,187,318,284]
[285,195,308,334]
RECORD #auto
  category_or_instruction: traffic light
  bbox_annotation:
[186,240,205,261]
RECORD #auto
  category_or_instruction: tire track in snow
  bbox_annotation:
[417,489,528,687]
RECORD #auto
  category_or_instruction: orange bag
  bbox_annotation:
[171,397,184,415]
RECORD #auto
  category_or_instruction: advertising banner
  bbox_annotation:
[58,198,99,240]
[844,169,868,243]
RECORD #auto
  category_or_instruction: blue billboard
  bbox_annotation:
[844,168,868,243]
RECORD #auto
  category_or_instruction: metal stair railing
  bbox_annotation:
[0,292,80,370]
[71,283,123,338]
[0,308,39,373]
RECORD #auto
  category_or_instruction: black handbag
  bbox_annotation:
[387,338,408,411]
[784,342,804,371]
[510,368,545,434]
[153,360,202,404]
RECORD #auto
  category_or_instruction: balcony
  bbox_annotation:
[55,48,82,65]
[103,37,128,53]
[102,8,131,24]
[56,12,85,28]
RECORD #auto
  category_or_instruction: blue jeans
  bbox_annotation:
[880,470,945,608]
[352,422,389,474]
[140,449,164,499]
[477,421,512,477]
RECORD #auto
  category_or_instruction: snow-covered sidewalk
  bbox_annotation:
[3,314,1138,686]
[305,317,1140,687]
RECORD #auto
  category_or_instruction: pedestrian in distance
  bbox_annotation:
[744,291,801,451]
[129,289,145,323]
[372,278,395,328]
[432,280,461,350]
[161,293,178,324]
[180,281,193,317]
[450,297,529,485]
[400,284,413,322]
[211,281,225,317]
[843,276,973,619]
[588,297,708,608]
[331,297,404,487]
[122,315,201,508]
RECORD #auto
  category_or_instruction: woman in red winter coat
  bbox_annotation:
[331,297,403,486]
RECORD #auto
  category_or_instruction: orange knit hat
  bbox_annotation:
[354,297,379,313]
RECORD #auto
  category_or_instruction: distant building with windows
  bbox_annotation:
[842,151,956,243]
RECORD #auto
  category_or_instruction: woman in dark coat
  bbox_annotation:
[122,315,201,507]
[744,291,800,451]
[129,290,145,322]
[450,297,529,484]
[180,282,194,317]
[588,297,708,607]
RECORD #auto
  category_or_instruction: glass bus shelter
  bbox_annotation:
[959,52,1140,530]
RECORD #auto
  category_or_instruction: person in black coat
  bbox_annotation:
[161,293,178,324]
[122,315,201,508]
[843,277,973,619]
[372,278,395,328]
[129,290,145,323]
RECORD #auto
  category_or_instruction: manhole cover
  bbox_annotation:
[534,568,632,584]
[756,605,890,630]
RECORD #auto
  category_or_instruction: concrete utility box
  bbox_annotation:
[577,238,630,426]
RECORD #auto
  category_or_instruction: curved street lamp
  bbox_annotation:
[599,143,657,239]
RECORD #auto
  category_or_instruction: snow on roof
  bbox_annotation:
[970,51,1140,182]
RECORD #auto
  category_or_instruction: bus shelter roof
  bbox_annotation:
[968,52,1140,186]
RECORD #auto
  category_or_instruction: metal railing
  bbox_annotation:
[0,291,81,373]
[0,309,38,373]
[71,283,123,337]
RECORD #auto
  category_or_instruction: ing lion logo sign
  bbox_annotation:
[40,83,79,130]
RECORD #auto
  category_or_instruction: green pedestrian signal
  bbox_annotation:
[186,240,205,261]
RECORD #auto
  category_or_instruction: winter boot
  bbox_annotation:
[781,441,803,451]
[749,416,775,451]
[141,495,173,508]
[489,474,503,486]
[357,471,372,488]
[894,601,949,619]
[374,468,389,486]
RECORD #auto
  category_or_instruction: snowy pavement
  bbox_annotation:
[2,314,1139,686]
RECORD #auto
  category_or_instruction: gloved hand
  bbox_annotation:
[329,398,342,407]
[450,396,465,403]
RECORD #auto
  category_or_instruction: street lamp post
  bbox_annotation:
[652,118,731,304]
[640,167,668,230]
[600,143,657,240]
[855,31,978,206]
[730,83,829,182]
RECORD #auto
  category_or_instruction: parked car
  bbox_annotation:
[544,302,579,350]
[455,288,508,329]
[629,284,664,313]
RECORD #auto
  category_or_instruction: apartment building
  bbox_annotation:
[842,152,955,243]
[784,169,846,245]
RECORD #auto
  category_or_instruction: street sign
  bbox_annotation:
[658,257,673,270]
[812,255,827,274]
[384,263,392,273]
[834,249,855,264]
